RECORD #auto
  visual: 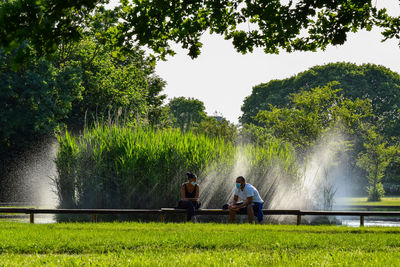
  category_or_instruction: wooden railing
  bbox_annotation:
[0,208,161,224]
[2,208,400,226]
[0,202,35,207]
[336,205,400,210]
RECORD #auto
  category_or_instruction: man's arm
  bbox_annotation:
[236,187,255,208]
[233,195,238,205]
[237,196,253,209]
[228,195,239,210]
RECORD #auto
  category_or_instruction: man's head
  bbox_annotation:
[236,176,245,189]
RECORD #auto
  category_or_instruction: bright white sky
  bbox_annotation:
[111,1,400,123]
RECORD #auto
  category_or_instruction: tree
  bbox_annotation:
[255,83,397,198]
[193,116,237,143]
[0,6,169,152]
[357,127,398,201]
[167,97,207,131]
[256,83,372,152]
[241,63,400,140]
[0,0,107,64]
[60,37,167,129]
[0,1,398,61]
[0,47,83,154]
[145,77,170,128]
[53,7,168,129]
[0,8,169,195]
[238,124,275,147]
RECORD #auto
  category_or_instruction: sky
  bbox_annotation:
[111,1,400,124]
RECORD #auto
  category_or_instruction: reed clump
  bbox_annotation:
[55,124,298,221]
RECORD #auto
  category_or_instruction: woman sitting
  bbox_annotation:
[177,172,201,222]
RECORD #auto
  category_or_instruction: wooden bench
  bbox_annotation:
[160,208,301,223]
[160,208,400,226]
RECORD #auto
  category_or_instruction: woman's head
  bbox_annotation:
[186,172,197,183]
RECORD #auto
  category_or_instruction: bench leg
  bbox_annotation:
[160,214,165,223]
[30,213,34,224]
[360,216,364,227]
[92,214,98,223]
[297,214,301,225]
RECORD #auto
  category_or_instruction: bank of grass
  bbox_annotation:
[337,197,400,206]
[1,222,400,266]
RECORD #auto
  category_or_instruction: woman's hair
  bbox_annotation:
[186,172,197,179]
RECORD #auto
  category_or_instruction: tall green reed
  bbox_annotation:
[55,124,297,221]
[56,125,234,208]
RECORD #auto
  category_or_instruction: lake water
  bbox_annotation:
[341,218,400,227]
[0,214,55,224]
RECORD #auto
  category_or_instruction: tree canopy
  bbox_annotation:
[167,97,207,130]
[0,48,82,154]
[0,8,168,155]
[1,1,398,61]
[256,82,372,151]
[241,62,400,140]
[255,81,400,198]
[357,127,399,201]
[193,116,238,143]
[60,37,167,129]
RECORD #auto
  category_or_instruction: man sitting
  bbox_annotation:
[228,176,264,223]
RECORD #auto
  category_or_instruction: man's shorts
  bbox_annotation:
[236,202,264,222]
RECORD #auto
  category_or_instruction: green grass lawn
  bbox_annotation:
[0,222,400,266]
[337,197,400,206]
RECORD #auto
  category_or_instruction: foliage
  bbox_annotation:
[383,183,400,196]
[357,127,398,201]
[241,63,400,141]
[55,124,235,211]
[167,97,207,131]
[60,37,167,129]
[0,8,168,190]
[0,0,105,65]
[244,62,400,192]
[342,197,400,206]
[255,83,372,152]
[0,48,83,154]
[254,83,389,199]
[375,6,400,46]
[238,124,274,146]
[0,6,169,154]
[54,7,168,129]
[2,222,400,265]
[0,32,168,194]
[192,116,238,143]
[1,1,397,61]
[55,124,297,218]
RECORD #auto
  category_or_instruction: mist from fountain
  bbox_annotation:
[199,128,361,223]
[200,147,251,208]
[1,137,58,209]
[1,125,363,225]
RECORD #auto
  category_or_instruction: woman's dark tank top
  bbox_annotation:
[184,183,197,198]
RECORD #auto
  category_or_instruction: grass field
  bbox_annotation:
[0,222,400,266]
[337,197,400,206]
